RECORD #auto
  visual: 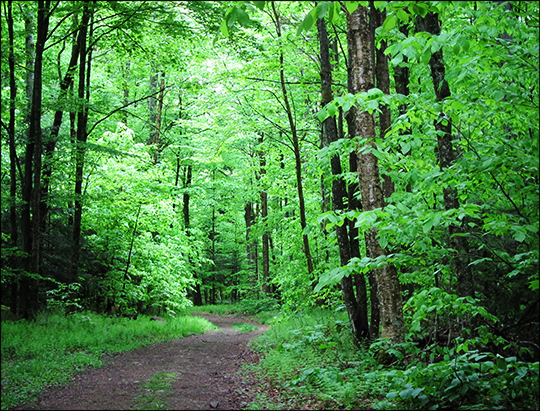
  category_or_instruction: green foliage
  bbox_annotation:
[382,351,539,410]
[250,308,539,410]
[0,311,215,409]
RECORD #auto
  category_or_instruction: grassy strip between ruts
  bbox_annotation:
[0,311,216,410]
[231,323,259,333]
[134,372,177,410]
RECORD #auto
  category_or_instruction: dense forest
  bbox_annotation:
[1,0,539,408]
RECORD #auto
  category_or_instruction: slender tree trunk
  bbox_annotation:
[121,60,130,125]
[6,0,19,313]
[20,2,36,292]
[259,133,270,293]
[152,71,165,164]
[244,202,256,269]
[371,4,394,200]
[41,24,81,234]
[271,1,314,279]
[347,4,404,342]
[183,165,192,230]
[19,0,50,319]
[23,3,35,116]
[71,0,91,280]
[148,68,157,143]
[7,0,18,249]
[417,12,473,298]
[317,16,369,340]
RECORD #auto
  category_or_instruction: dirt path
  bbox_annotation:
[17,314,269,410]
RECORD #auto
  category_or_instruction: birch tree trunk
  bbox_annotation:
[317,16,369,340]
[347,4,404,342]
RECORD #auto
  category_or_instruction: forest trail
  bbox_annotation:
[17,314,269,410]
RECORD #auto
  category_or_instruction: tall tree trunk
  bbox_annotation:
[121,60,131,125]
[371,4,394,200]
[394,25,412,193]
[19,0,50,319]
[6,0,19,313]
[417,12,473,298]
[148,68,157,143]
[270,1,314,279]
[6,0,18,248]
[244,202,256,268]
[183,165,192,230]
[22,3,35,115]
[41,23,81,234]
[152,71,165,164]
[317,16,369,340]
[71,0,91,280]
[347,4,404,343]
[343,13,381,340]
[259,133,270,294]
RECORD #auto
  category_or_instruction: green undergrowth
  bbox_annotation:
[0,311,216,410]
[246,306,539,410]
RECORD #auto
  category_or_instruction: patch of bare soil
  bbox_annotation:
[16,314,269,410]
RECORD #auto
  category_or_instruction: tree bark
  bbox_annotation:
[41,21,81,234]
[259,133,270,294]
[347,4,404,342]
[371,4,394,200]
[19,0,50,319]
[6,0,19,313]
[417,12,473,298]
[6,0,18,249]
[71,0,91,280]
[317,16,369,340]
[152,71,166,164]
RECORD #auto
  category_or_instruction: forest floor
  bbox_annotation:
[14,313,270,410]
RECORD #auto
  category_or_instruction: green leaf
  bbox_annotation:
[227,7,238,27]
[317,107,329,122]
[345,1,360,14]
[315,2,331,19]
[423,219,433,234]
[297,11,314,35]
[220,19,229,37]
[327,103,337,117]
[396,8,409,23]
[382,14,396,32]
[497,357,507,371]
[253,1,266,11]
[236,8,250,27]
[513,230,526,242]
[493,90,505,101]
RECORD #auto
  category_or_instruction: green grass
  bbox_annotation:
[231,322,259,333]
[134,372,177,410]
[0,311,216,410]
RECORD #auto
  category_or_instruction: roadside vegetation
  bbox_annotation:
[246,304,539,410]
[0,311,215,410]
